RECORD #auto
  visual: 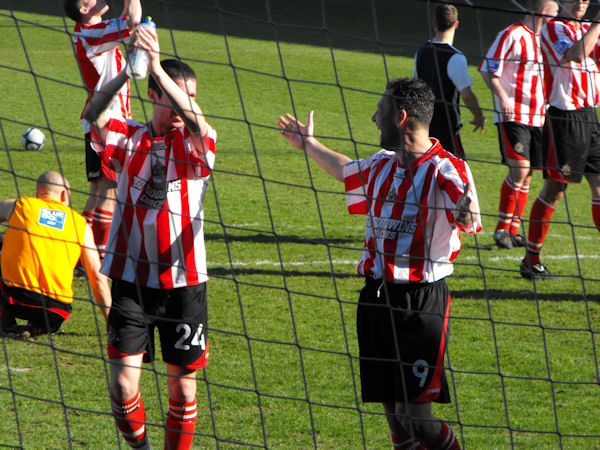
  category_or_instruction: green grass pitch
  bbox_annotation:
[0,1,599,448]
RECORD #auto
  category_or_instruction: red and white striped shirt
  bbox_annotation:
[541,18,600,110]
[91,118,217,289]
[479,22,546,127]
[72,17,132,133]
[343,140,481,284]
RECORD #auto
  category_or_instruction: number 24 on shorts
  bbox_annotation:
[175,323,206,351]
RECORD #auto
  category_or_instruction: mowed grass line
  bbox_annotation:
[0,8,599,449]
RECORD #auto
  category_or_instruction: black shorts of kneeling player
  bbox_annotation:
[0,284,72,332]
[357,277,451,404]
[107,279,209,370]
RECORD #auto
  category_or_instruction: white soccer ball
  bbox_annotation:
[21,128,45,151]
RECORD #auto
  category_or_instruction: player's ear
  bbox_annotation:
[60,188,69,205]
[148,88,160,103]
[397,110,408,129]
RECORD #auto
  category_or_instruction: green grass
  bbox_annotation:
[1,3,600,449]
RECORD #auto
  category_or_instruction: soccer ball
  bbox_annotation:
[21,128,45,151]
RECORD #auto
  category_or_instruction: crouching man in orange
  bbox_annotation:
[0,170,111,337]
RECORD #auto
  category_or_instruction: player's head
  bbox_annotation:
[36,171,71,205]
[148,59,198,132]
[560,0,590,21]
[64,0,109,23]
[372,78,435,149]
[433,3,459,32]
[526,0,559,20]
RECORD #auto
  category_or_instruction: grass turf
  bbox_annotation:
[0,2,599,448]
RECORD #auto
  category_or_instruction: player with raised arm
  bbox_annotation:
[278,77,481,449]
[521,0,600,279]
[413,3,486,158]
[479,0,559,249]
[84,25,216,449]
[0,171,111,338]
[64,0,141,261]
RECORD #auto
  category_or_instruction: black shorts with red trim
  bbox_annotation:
[0,284,71,332]
[497,122,544,168]
[85,132,117,183]
[543,107,600,184]
[107,279,209,370]
[357,277,451,404]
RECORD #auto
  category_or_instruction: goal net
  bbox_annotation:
[0,0,598,448]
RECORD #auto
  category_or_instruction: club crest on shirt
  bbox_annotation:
[38,208,66,231]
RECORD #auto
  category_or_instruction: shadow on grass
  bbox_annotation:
[6,0,532,60]
[205,232,357,245]
[209,266,356,279]
[453,288,600,303]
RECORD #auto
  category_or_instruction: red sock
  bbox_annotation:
[593,198,600,233]
[497,177,519,232]
[511,183,529,236]
[165,398,197,450]
[526,196,555,266]
[82,210,94,226]
[435,422,461,450]
[391,431,426,449]
[92,207,113,259]
[112,391,148,448]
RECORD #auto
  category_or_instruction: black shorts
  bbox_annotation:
[497,122,544,168]
[107,279,209,369]
[357,277,451,404]
[85,132,117,183]
[543,107,600,184]
[0,284,71,332]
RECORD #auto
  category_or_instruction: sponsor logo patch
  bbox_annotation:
[553,39,571,55]
[38,208,66,231]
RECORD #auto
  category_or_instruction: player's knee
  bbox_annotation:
[111,374,139,402]
[396,414,439,443]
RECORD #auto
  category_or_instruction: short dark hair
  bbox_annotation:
[434,3,458,32]
[64,0,82,23]
[385,78,435,127]
[148,59,197,97]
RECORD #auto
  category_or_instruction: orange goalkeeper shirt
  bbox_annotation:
[1,197,87,303]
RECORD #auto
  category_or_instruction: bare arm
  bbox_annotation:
[480,71,514,121]
[565,13,600,63]
[460,86,486,133]
[122,0,142,30]
[278,111,351,182]
[80,225,111,323]
[139,27,210,148]
[0,199,16,222]
[83,69,130,144]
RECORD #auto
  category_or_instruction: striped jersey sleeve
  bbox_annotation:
[541,18,600,110]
